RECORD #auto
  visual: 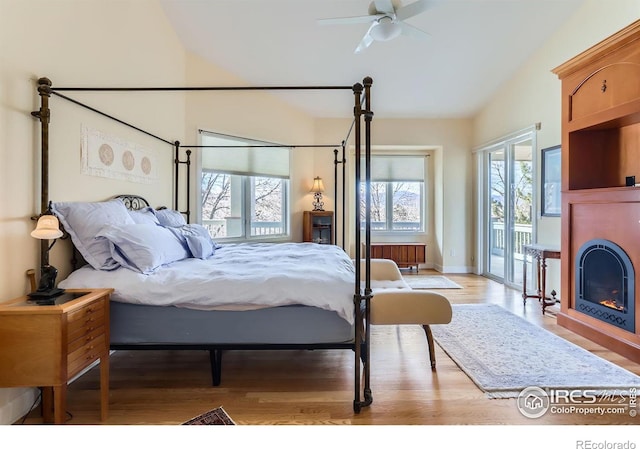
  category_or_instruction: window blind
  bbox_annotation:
[200,131,290,179]
[370,155,425,182]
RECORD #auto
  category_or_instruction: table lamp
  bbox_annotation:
[28,213,65,301]
[310,176,325,211]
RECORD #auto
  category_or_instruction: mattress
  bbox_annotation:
[109,302,355,346]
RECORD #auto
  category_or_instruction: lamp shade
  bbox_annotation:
[31,215,63,240]
[310,177,325,193]
[370,17,402,42]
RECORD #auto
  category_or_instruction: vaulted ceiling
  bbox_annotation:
[160,0,584,119]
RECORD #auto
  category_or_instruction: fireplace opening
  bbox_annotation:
[575,239,635,333]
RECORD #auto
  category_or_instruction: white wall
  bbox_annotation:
[472,0,640,296]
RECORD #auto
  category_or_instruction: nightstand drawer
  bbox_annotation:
[67,297,105,322]
[67,324,105,354]
[67,302,105,342]
[67,334,106,379]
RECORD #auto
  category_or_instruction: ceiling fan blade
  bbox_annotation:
[373,0,395,14]
[399,21,431,39]
[317,14,382,26]
[396,0,438,21]
[355,24,376,53]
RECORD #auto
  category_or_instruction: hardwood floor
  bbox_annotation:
[19,271,640,427]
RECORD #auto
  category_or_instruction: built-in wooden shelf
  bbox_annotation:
[553,19,640,363]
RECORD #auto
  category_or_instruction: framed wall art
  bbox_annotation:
[541,145,561,216]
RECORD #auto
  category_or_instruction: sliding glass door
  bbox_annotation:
[488,147,506,279]
[483,134,534,288]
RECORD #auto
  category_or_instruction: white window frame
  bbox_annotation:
[195,131,291,243]
[361,154,428,235]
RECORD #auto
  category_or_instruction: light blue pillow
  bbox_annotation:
[51,199,134,270]
[154,209,187,227]
[178,224,218,259]
[128,207,160,225]
[97,223,190,274]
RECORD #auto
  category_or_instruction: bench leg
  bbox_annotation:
[422,325,436,370]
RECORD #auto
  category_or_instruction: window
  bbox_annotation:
[360,155,425,232]
[198,131,290,240]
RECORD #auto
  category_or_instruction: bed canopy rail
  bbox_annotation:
[31,76,374,413]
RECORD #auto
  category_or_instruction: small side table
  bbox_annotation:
[0,288,112,424]
[522,244,561,314]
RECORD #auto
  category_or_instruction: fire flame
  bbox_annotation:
[599,299,625,311]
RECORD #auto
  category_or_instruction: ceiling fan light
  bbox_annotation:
[370,17,401,41]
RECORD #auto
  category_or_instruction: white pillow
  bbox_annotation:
[97,223,190,274]
[154,209,187,227]
[128,207,160,225]
[178,224,218,259]
[52,199,134,270]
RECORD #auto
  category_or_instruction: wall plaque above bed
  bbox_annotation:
[81,125,158,184]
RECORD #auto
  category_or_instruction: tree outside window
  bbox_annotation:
[360,181,423,231]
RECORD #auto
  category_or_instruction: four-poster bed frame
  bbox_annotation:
[31,76,375,413]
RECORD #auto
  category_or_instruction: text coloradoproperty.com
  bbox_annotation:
[551,405,629,415]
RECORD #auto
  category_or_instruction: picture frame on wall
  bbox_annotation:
[541,145,561,216]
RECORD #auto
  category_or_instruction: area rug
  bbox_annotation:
[182,406,235,425]
[430,304,640,398]
[405,275,463,289]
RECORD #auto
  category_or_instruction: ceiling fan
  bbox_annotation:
[317,0,437,53]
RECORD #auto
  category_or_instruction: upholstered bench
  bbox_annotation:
[361,259,453,368]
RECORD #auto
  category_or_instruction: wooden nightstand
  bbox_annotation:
[0,288,112,424]
[303,211,334,244]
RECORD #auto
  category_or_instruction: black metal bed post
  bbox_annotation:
[31,77,53,267]
[173,142,192,223]
[173,141,180,213]
[352,81,365,414]
[352,83,362,409]
[362,76,374,404]
[341,141,346,250]
[185,150,191,223]
[333,146,347,250]
[333,149,339,248]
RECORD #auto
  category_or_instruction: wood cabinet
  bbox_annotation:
[369,243,426,272]
[552,19,640,363]
[0,289,112,423]
[303,211,334,244]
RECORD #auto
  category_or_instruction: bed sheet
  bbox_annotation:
[58,242,356,324]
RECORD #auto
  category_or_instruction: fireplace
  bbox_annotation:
[575,239,635,333]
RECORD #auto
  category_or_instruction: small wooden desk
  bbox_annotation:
[522,244,561,314]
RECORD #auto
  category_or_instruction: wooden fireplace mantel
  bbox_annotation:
[552,19,640,363]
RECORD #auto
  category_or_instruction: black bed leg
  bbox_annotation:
[209,349,222,386]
